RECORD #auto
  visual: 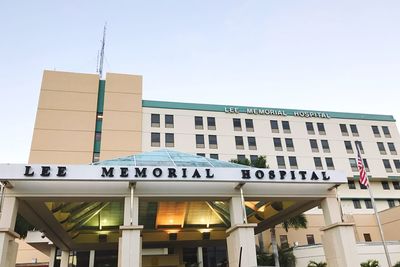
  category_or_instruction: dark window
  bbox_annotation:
[95,132,101,141]
[325,157,335,170]
[250,155,258,164]
[196,134,205,148]
[282,121,291,133]
[151,132,160,147]
[365,200,373,209]
[382,181,390,190]
[340,124,349,136]
[306,122,315,134]
[393,181,400,190]
[289,156,298,169]
[350,124,359,136]
[165,115,174,128]
[353,199,361,209]
[195,116,203,129]
[245,119,254,132]
[235,136,244,149]
[348,180,356,189]
[270,120,279,133]
[388,199,396,208]
[394,160,400,172]
[377,142,386,154]
[237,154,246,162]
[356,141,364,154]
[372,126,381,137]
[280,235,289,248]
[363,233,372,242]
[277,156,286,168]
[363,159,370,172]
[388,143,397,155]
[209,135,218,149]
[285,138,294,151]
[273,138,283,151]
[382,126,391,138]
[321,140,330,153]
[306,234,315,245]
[151,114,160,127]
[93,152,100,163]
[207,117,216,130]
[359,182,367,190]
[197,153,205,157]
[310,139,319,152]
[345,141,353,153]
[317,123,326,135]
[165,133,174,147]
[383,159,393,172]
[314,157,323,170]
[233,118,242,131]
[248,137,257,150]
[210,154,219,160]
[349,158,358,172]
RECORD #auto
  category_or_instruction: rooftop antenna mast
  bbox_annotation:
[97,23,107,79]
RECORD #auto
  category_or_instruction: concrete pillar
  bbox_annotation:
[48,246,56,267]
[119,196,143,267]
[0,197,20,267]
[226,196,257,267]
[89,250,95,267]
[59,250,70,267]
[321,196,358,267]
[197,247,203,267]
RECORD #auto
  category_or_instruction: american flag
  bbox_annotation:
[357,142,369,187]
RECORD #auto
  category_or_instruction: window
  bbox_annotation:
[340,124,349,136]
[93,152,100,163]
[306,122,315,134]
[306,234,315,245]
[377,142,386,155]
[350,124,359,136]
[165,133,174,147]
[393,181,400,190]
[365,200,373,209]
[289,156,298,169]
[207,117,216,130]
[196,134,205,148]
[277,156,286,169]
[209,135,218,149]
[245,119,254,132]
[314,157,323,170]
[197,153,205,157]
[317,123,326,135]
[210,154,219,160]
[95,132,101,141]
[310,139,319,152]
[195,116,203,129]
[388,143,397,155]
[363,159,370,172]
[388,199,396,208]
[348,180,356,189]
[250,155,258,165]
[383,159,393,172]
[359,182,367,190]
[353,199,361,209]
[235,136,244,149]
[285,138,294,152]
[248,137,257,150]
[273,138,283,151]
[282,121,291,133]
[151,132,160,147]
[363,233,372,242]
[356,141,364,154]
[237,154,246,162]
[151,114,160,127]
[345,141,353,153]
[382,181,390,190]
[233,118,242,131]
[321,140,330,153]
[372,126,381,137]
[280,235,289,248]
[270,120,279,133]
[349,158,358,172]
[394,160,400,172]
[382,126,391,138]
[165,115,174,128]
[325,157,335,170]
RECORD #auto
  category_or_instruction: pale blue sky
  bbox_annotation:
[0,1,399,162]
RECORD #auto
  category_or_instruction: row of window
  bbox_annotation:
[196,153,219,160]
[348,180,400,190]
[279,234,316,246]
[352,199,400,209]
[151,114,174,128]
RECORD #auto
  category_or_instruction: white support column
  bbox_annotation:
[59,250,70,267]
[48,246,56,267]
[89,250,95,267]
[197,247,203,267]
[321,196,358,267]
[226,196,257,267]
[0,197,20,267]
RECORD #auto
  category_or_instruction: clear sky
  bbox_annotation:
[0,1,399,163]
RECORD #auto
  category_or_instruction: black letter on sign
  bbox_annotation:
[311,172,319,180]
[57,166,67,177]
[279,170,286,180]
[135,168,147,177]
[192,169,201,178]
[120,167,129,177]
[168,168,177,178]
[41,166,51,177]
[241,170,251,179]
[299,171,307,180]
[206,169,214,178]
[182,168,187,178]
[101,167,114,177]
[269,170,276,179]
[255,170,264,179]
[24,166,34,177]
[153,168,162,177]
[322,172,330,181]
[290,171,296,180]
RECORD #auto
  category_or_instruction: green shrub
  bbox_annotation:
[393,261,400,267]
[360,259,379,267]
[307,260,327,267]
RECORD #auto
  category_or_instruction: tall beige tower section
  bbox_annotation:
[29,70,100,164]
[100,73,143,160]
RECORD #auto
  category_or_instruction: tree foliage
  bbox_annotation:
[281,213,308,232]
[360,259,380,267]
[14,214,35,239]
[308,260,327,267]
[256,246,296,267]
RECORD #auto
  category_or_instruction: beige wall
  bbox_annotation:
[29,70,99,164]
[15,239,49,264]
